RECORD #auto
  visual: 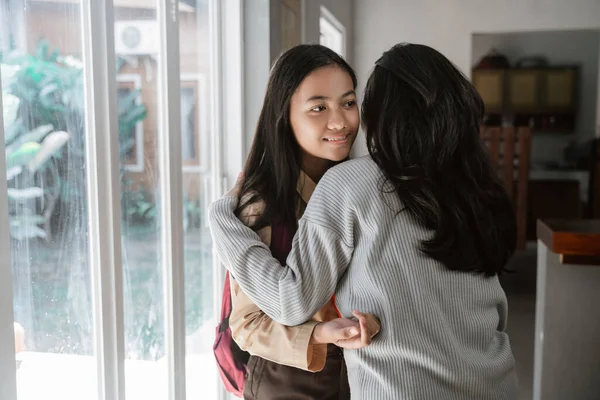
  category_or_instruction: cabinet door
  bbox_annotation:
[507,69,542,112]
[543,68,576,111]
[472,69,505,113]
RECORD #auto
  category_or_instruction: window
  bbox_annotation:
[0,0,241,399]
[115,75,207,173]
[117,74,144,172]
[319,6,345,58]
[1,3,97,399]
[181,85,197,162]
[180,74,208,172]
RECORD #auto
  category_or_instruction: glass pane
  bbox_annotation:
[116,80,142,166]
[1,0,97,398]
[113,1,167,398]
[180,86,196,162]
[180,1,217,399]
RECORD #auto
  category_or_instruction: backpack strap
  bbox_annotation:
[218,272,233,332]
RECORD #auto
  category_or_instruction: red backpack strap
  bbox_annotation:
[218,271,233,332]
[214,270,248,397]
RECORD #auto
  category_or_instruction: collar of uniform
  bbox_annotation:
[297,171,317,204]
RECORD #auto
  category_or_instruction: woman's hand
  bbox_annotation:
[310,311,381,350]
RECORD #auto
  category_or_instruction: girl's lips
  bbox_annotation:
[323,133,351,144]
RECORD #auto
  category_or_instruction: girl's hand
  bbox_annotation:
[341,311,380,349]
[311,318,360,345]
[311,311,381,350]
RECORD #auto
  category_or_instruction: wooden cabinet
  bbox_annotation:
[507,69,540,112]
[472,69,505,113]
[472,66,578,132]
[544,68,576,111]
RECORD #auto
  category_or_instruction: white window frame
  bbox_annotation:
[117,73,145,173]
[81,0,125,398]
[181,73,209,173]
[319,5,346,58]
[0,0,244,399]
[0,56,18,400]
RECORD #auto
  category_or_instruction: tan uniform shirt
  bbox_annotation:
[229,172,340,372]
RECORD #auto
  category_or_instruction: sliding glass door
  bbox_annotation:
[0,1,236,399]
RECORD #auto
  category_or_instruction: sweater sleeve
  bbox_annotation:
[209,174,354,326]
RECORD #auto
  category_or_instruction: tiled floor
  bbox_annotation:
[501,247,538,400]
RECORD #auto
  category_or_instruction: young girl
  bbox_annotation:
[210,43,519,399]
[228,44,379,399]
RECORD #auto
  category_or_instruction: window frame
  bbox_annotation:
[319,5,346,58]
[0,60,18,400]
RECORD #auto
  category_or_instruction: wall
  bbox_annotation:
[303,0,354,61]
[472,30,600,166]
[351,0,600,157]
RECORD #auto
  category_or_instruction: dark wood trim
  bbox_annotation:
[560,254,600,266]
[537,219,600,257]
[593,139,600,218]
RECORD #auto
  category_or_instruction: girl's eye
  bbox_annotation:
[311,105,326,112]
[345,100,357,108]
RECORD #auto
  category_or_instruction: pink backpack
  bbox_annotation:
[213,271,250,397]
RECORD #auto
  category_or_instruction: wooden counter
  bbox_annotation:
[533,219,600,400]
[537,219,600,264]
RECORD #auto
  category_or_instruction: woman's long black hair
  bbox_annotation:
[236,44,357,232]
[362,43,516,276]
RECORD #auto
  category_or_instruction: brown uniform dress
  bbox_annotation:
[243,345,349,400]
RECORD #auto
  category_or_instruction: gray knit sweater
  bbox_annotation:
[209,156,518,399]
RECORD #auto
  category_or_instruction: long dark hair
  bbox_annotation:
[362,43,516,276]
[237,44,357,232]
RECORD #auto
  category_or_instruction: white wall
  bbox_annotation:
[472,30,600,166]
[243,0,272,157]
[352,0,600,157]
[303,0,354,62]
